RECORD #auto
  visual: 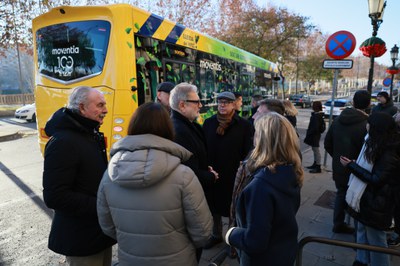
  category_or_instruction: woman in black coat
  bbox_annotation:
[340,112,400,266]
[304,101,325,173]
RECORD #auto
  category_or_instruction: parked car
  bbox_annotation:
[15,103,36,122]
[323,99,351,118]
[289,94,313,108]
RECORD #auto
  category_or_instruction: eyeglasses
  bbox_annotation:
[185,99,201,105]
[217,100,234,105]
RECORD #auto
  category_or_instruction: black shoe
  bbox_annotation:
[387,236,400,247]
[309,165,321,173]
[352,260,367,266]
[306,162,317,169]
[204,236,223,249]
[332,224,355,234]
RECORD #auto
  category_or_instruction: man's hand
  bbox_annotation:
[208,166,219,181]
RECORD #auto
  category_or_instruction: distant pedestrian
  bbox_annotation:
[341,112,400,266]
[156,81,175,111]
[324,90,371,234]
[97,102,212,266]
[203,91,254,249]
[233,92,243,114]
[282,99,298,128]
[248,94,263,124]
[372,91,398,116]
[225,112,303,266]
[42,86,116,265]
[252,99,285,121]
[304,101,325,173]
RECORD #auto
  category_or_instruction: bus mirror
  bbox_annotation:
[131,86,137,92]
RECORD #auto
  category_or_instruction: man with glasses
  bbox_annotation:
[203,91,254,249]
[169,83,218,261]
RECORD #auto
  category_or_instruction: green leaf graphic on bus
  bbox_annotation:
[153,40,159,53]
[136,37,142,47]
[127,42,132,49]
[195,35,199,43]
[156,59,162,68]
[137,57,146,66]
[182,64,187,71]
[166,64,172,71]
[129,77,136,83]
[125,28,132,34]
[134,23,140,31]
[166,47,171,57]
[131,94,137,103]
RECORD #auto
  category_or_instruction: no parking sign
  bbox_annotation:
[325,31,356,59]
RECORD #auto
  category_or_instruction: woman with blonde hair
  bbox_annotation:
[282,99,299,128]
[225,112,303,266]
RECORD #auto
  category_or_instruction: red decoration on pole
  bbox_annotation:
[386,66,400,75]
[359,37,387,58]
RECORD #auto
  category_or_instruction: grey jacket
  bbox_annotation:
[97,134,212,266]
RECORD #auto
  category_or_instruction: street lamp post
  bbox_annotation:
[389,44,399,99]
[366,0,386,95]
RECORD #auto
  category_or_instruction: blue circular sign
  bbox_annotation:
[383,77,392,86]
[325,31,356,59]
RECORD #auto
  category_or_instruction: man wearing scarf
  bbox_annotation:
[203,91,254,248]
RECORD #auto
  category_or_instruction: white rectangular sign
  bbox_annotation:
[323,59,353,69]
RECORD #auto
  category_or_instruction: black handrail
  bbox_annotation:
[296,236,400,266]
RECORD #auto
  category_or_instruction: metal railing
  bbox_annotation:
[0,93,35,105]
[296,236,400,266]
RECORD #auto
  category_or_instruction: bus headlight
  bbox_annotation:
[113,126,123,132]
[114,118,124,124]
[113,134,122,140]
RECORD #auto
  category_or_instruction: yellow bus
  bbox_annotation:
[33,4,278,154]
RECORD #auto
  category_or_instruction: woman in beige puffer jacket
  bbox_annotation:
[97,103,212,266]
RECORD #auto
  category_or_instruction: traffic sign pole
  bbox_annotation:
[323,69,339,167]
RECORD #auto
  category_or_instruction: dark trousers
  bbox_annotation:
[211,214,223,238]
[334,181,348,227]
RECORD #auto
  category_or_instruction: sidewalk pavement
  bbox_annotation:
[199,147,400,266]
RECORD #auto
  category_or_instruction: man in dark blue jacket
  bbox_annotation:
[43,86,115,265]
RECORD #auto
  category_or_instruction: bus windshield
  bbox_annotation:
[36,20,111,84]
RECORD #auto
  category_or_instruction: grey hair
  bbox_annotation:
[169,83,198,111]
[67,86,95,113]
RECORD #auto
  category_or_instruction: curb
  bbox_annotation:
[0,130,37,142]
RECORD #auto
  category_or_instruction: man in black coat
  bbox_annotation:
[43,86,116,265]
[324,90,371,234]
[203,91,254,248]
[170,82,218,192]
[169,83,218,260]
